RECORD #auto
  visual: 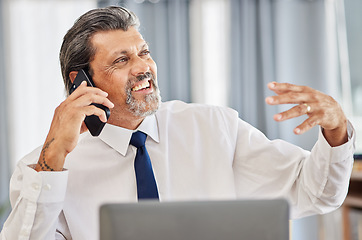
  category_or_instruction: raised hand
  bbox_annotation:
[265,82,348,147]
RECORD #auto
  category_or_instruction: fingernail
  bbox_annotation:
[275,114,282,121]
[295,128,301,134]
[266,97,274,104]
[269,82,276,89]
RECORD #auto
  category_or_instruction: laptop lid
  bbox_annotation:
[100,199,289,240]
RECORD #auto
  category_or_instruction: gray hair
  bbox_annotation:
[59,6,140,94]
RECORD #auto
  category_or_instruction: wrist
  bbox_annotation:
[35,138,67,172]
[322,118,348,147]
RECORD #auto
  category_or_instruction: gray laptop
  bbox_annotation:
[99,199,289,240]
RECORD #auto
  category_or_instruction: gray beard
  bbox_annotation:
[125,74,161,117]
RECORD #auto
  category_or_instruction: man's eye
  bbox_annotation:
[140,50,150,56]
[114,57,128,64]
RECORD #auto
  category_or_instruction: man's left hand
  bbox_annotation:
[265,82,348,147]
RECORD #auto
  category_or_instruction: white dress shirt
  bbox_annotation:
[0,100,355,240]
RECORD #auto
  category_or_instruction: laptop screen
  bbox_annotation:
[100,199,289,240]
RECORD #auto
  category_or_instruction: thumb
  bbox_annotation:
[80,122,88,134]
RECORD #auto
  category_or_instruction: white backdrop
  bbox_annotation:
[4,0,97,170]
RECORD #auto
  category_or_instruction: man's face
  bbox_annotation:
[89,27,161,123]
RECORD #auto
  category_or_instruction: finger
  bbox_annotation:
[68,83,109,100]
[268,82,312,95]
[80,122,88,134]
[266,92,315,105]
[74,93,114,109]
[294,115,320,135]
[83,105,109,123]
[273,103,314,121]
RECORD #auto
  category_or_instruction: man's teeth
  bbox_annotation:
[132,81,150,91]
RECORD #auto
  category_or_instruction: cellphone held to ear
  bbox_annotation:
[69,69,111,136]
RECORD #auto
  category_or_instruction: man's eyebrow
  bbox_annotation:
[140,42,150,50]
[111,43,149,57]
[110,49,127,59]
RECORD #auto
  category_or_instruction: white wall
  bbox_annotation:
[4,0,97,170]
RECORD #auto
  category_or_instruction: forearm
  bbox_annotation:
[1,199,64,240]
[35,137,68,172]
[1,156,68,239]
[233,119,355,219]
[291,122,355,218]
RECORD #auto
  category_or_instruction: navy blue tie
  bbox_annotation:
[130,131,159,200]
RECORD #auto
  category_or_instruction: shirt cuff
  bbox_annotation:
[19,162,68,203]
[317,120,356,163]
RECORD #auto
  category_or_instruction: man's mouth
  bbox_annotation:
[132,80,151,92]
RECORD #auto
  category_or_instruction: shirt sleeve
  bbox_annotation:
[0,147,69,240]
[233,119,355,219]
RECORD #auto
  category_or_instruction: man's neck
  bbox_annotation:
[107,113,145,130]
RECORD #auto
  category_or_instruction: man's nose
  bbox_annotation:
[131,57,150,76]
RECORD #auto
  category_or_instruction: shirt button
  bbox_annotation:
[31,183,40,190]
[43,184,52,190]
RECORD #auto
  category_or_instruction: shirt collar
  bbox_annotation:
[98,114,159,156]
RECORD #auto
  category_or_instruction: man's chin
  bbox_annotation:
[127,98,161,118]
[126,84,161,117]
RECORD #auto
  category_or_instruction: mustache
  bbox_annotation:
[126,71,158,94]
[136,72,153,82]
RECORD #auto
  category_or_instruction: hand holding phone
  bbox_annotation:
[69,69,111,136]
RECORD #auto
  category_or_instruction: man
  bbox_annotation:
[0,6,355,240]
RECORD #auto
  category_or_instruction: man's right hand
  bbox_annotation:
[35,81,114,171]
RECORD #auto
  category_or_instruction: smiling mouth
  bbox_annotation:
[132,80,151,92]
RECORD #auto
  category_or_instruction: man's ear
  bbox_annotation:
[69,71,78,83]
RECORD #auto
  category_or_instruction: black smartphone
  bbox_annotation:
[69,69,110,136]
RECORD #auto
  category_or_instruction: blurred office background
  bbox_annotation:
[0,0,361,239]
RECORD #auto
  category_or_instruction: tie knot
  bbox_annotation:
[130,131,147,148]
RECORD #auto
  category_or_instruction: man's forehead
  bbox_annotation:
[111,42,149,55]
[91,28,147,52]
